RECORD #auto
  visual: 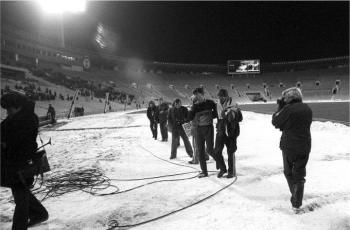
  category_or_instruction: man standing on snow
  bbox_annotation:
[272,87,312,213]
[214,89,243,178]
[188,95,210,164]
[167,99,193,159]
[158,101,169,142]
[147,100,159,139]
[188,87,226,178]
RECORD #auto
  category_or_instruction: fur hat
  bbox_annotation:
[282,87,303,103]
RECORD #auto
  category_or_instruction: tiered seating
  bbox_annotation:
[4,60,347,108]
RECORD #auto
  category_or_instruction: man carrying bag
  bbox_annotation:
[1,92,49,229]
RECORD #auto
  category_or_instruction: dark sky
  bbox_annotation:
[1,1,349,64]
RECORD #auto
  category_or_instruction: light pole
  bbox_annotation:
[36,0,86,48]
[59,14,65,48]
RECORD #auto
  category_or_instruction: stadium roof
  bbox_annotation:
[1,1,349,64]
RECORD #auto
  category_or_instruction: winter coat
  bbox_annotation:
[188,99,217,126]
[272,102,312,154]
[158,103,169,124]
[167,106,189,131]
[216,98,243,138]
[47,106,56,118]
[1,105,39,187]
[147,106,159,123]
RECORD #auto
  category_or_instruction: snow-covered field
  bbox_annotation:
[1,110,349,230]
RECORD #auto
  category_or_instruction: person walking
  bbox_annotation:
[1,92,49,229]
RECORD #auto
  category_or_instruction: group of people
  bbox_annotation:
[0,85,312,229]
[148,86,313,213]
[147,87,243,179]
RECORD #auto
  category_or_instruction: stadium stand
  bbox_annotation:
[1,26,349,122]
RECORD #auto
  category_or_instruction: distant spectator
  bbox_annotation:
[73,107,85,117]
[47,104,56,123]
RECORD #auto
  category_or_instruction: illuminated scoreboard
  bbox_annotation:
[227,60,260,74]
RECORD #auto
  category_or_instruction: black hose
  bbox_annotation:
[106,176,237,229]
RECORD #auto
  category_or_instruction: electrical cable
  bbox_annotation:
[30,129,237,229]
[106,176,238,229]
[109,171,199,181]
[138,144,200,171]
[33,169,203,202]
[105,145,238,229]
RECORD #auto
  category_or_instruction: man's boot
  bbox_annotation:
[198,172,208,178]
[292,182,304,209]
[217,169,227,178]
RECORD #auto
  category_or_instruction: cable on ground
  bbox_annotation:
[106,176,238,229]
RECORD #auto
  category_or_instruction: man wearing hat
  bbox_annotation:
[272,87,313,213]
[215,88,243,178]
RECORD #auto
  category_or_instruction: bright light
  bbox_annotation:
[36,0,86,14]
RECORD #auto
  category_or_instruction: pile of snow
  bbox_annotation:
[0,111,349,230]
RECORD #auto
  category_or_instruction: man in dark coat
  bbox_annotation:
[188,88,226,178]
[168,99,193,159]
[215,89,243,178]
[272,87,312,213]
[1,92,49,229]
[158,102,169,141]
[147,100,159,139]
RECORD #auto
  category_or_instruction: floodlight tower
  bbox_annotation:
[36,0,86,48]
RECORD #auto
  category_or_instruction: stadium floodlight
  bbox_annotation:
[36,0,86,48]
[36,0,86,14]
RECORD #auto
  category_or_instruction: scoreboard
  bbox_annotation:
[227,60,260,74]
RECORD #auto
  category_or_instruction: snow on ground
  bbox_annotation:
[1,110,350,230]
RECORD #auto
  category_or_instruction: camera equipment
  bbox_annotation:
[18,138,52,184]
[277,98,286,110]
[36,138,51,151]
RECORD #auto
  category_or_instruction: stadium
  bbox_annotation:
[0,1,349,230]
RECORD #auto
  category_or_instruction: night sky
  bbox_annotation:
[1,1,349,64]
